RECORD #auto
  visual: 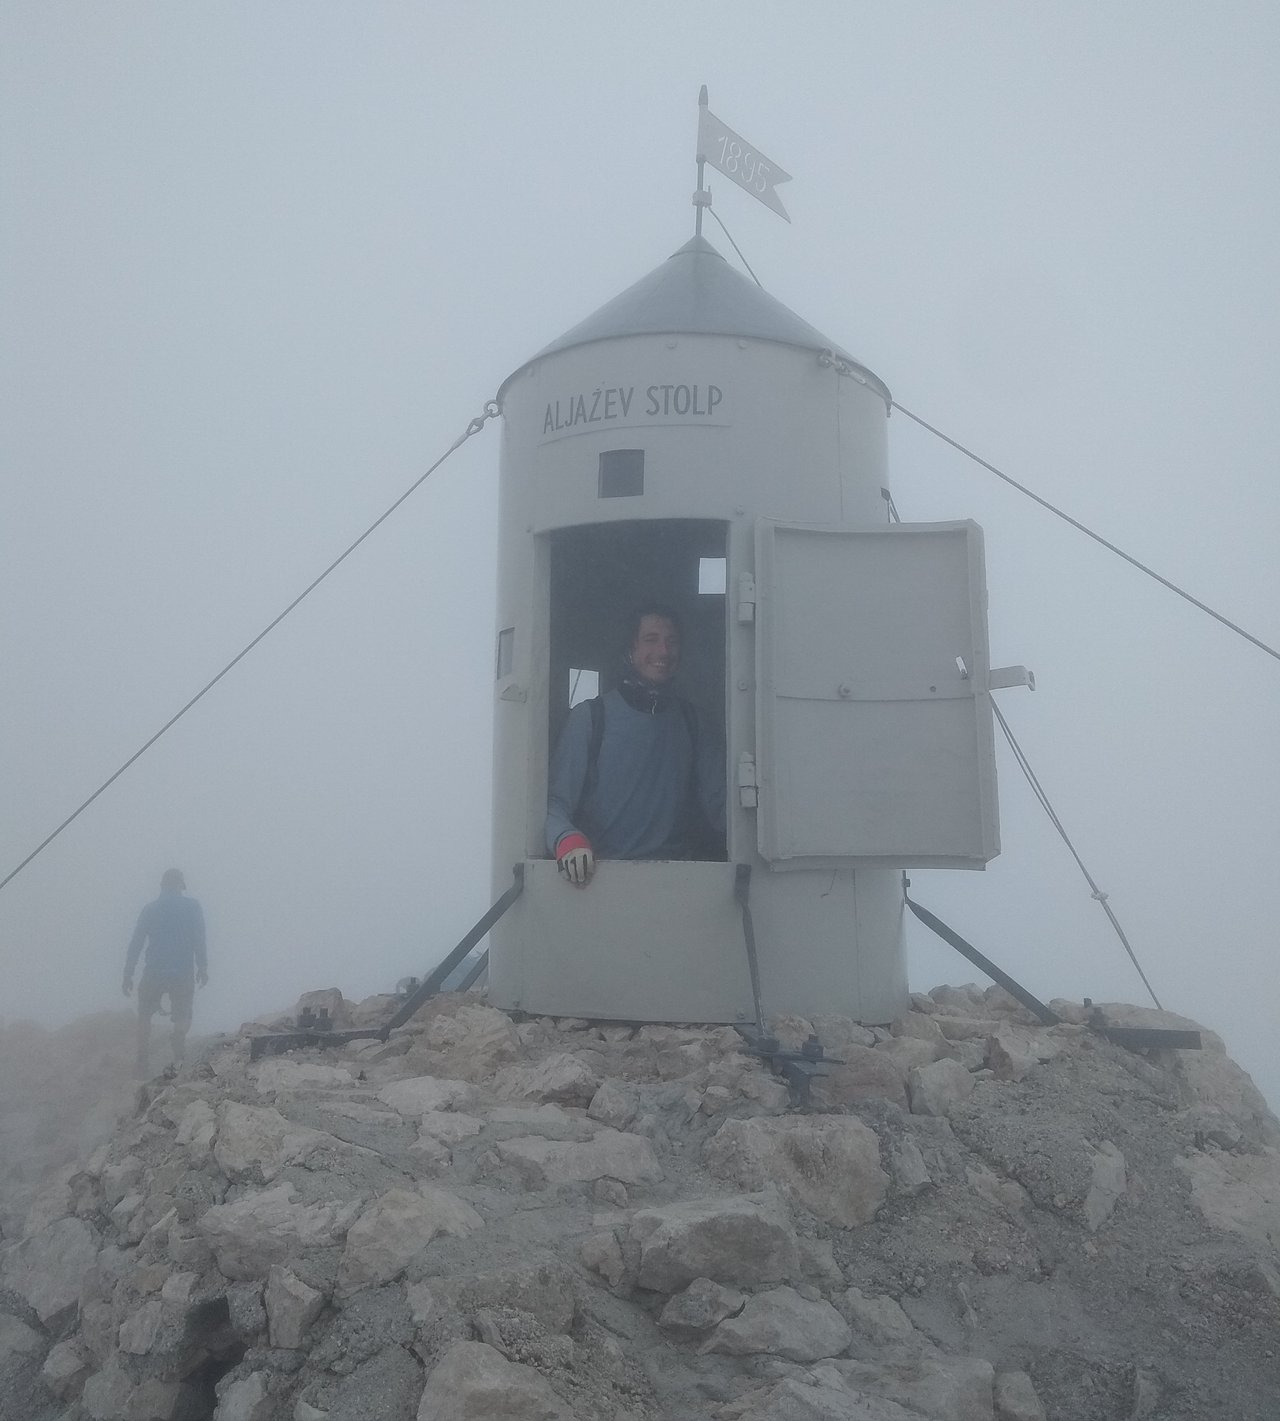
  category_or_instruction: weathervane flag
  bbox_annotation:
[697,95,792,223]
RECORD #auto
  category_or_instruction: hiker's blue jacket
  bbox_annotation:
[546,687,726,860]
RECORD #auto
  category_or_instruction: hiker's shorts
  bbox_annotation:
[138,972,194,1029]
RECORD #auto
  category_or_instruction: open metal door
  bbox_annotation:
[754,519,999,868]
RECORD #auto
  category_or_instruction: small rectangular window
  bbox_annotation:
[496,627,514,679]
[568,668,599,707]
[698,557,727,594]
[598,449,644,498]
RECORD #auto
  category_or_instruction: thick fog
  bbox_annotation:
[2,5,1277,1105]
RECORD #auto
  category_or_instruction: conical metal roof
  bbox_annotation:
[501,235,888,402]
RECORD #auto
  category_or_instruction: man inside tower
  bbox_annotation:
[546,604,726,886]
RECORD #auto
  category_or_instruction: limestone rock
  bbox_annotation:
[175,1098,218,1159]
[1176,1146,1280,1251]
[100,1154,145,1205]
[81,1358,136,1420]
[808,1044,909,1113]
[891,1011,946,1044]
[133,1378,203,1419]
[425,1254,579,1335]
[658,1277,745,1337]
[293,988,352,1027]
[983,985,1034,1019]
[1183,1105,1244,1151]
[877,1037,945,1074]
[422,1002,521,1075]
[799,1236,845,1290]
[337,1186,483,1295]
[494,1129,663,1187]
[579,1230,625,1288]
[41,1336,94,1399]
[198,1183,360,1281]
[349,991,400,1026]
[890,1137,932,1195]
[409,1133,452,1173]
[418,1339,574,1420]
[930,1015,1007,1043]
[966,1165,1029,1213]
[630,1192,800,1292]
[736,1071,793,1111]
[704,1115,888,1228]
[0,1311,44,1361]
[587,1079,639,1129]
[161,1269,200,1310]
[212,1100,342,1182]
[729,1374,927,1420]
[994,1369,1047,1420]
[702,1284,852,1362]
[251,1059,356,1094]
[1169,1027,1280,1147]
[811,1015,880,1050]
[832,1355,996,1421]
[117,1297,164,1353]
[908,1058,975,1117]
[839,1288,922,1353]
[985,1030,1038,1083]
[1,1215,99,1322]
[320,1099,405,1126]
[985,1025,1064,1081]
[929,984,987,1012]
[417,1110,485,1144]
[227,1280,267,1338]
[486,1103,595,1139]
[493,1052,600,1107]
[215,1368,273,1421]
[1083,1139,1126,1232]
[22,1164,78,1237]
[378,1075,480,1116]
[265,1264,326,1348]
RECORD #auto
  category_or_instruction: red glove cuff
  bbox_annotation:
[555,832,592,860]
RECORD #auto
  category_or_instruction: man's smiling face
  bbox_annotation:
[629,614,681,687]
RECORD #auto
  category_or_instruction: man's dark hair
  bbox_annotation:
[625,603,682,648]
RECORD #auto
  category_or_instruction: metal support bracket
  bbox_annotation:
[989,665,1036,690]
[248,864,526,1061]
[733,863,844,1106]
[903,878,1201,1054]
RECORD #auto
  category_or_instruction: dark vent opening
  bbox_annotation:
[598,449,644,498]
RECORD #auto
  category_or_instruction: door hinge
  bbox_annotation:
[737,750,759,808]
[736,572,756,624]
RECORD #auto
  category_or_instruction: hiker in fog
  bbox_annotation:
[547,604,726,887]
[122,867,207,1075]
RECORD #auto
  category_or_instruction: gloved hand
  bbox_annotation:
[555,831,595,887]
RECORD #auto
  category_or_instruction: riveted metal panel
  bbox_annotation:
[755,520,999,867]
[489,860,754,1022]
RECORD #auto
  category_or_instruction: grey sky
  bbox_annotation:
[3,4,1277,1102]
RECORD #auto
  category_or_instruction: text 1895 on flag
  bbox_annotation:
[697,108,792,222]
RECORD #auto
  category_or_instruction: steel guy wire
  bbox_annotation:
[889,400,1280,665]
[0,399,502,895]
[990,697,1163,1010]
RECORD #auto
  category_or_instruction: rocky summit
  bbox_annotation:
[1,984,1278,1421]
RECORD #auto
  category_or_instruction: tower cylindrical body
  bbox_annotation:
[487,239,908,1024]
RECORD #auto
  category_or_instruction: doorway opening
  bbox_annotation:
[547,518,728,859]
